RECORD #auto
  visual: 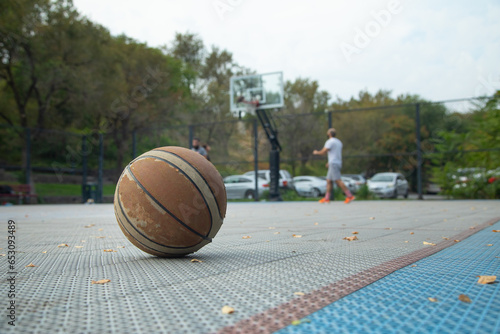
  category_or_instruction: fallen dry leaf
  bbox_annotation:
[0,254,6,256]
[291,319,311,326]
[454,240,460,243]
[84,224,95,228]
[25,263,36,267]
[352,231,359,234]
[274,232,280,235]
[486,244,493,247]
[103,249,116,252]
[314,222,319,226]
[428,297,438,302]
[95,236,106,239]
[221,306,235,314]
[442,237,449,240]
[410,232,414,235]
[385,227,392,230]
[117,246,125,248]
[75,246,84,248]
[493,230,499,233]
[91,279,111,285]
[458,294,472,303]
[369,217,375,220]
[98,228,104,231]
[404,241,409,243]
[470,226,476,229]
[411,265,417,267]
[292,234,302,238]
[423,241,436,246]
[294,292,305,296]
[242,236,251,239]
[42,251,47,254]
[343,236,358,241]
[190,259,203,263]
[477,276,496,284]
[57,243,69,247]
[268,227,275,230]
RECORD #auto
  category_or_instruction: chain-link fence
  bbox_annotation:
[1,97,498,203]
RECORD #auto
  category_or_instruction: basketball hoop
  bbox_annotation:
[236,96,260,116]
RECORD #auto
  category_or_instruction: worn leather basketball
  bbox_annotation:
[114,146,227,257]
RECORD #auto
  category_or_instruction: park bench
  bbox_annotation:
[0,184,38,204]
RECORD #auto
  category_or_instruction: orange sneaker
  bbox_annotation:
[344,196,355,204]
[319,198,330,204]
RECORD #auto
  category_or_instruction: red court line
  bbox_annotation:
[217,217,500,334]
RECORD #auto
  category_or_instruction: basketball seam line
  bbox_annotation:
[135,155,215,238]
[153,149,223,221]
[116,180,204,251]
[126,164,212,242]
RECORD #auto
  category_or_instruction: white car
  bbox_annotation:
[243,170,294,189]
[367,172,409,198]
[223,175,269,200]
[342,174,366,193]
[293,176,327,197]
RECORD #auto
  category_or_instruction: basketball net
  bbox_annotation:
[237,96,260,115]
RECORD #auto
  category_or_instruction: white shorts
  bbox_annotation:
[327,163,341,181]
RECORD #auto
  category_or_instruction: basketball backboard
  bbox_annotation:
[230,72,284,112]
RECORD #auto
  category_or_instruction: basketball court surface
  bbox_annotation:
[1,200,499,333]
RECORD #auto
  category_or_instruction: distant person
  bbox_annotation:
[202,144,211,161]
[313,128,355,204]
[191,137,208,159]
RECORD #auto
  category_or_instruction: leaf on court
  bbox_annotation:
[454,240,460,242]
[190,259,203,263]
[411,265,417,267]
[458,294,472,303]
[442,237,449,240]
[486,244,493,247]
[84,224,95,228]
[292,234,302,238]
[369,217,375,220]
[469,226,476,229]
[385,227,392,230]
[103,249,116,252]
[428,297,438,303]
[98,228,104,231]
[410,232,414,235]
[242,236,251,239]
[75,246,84,248]
[343,236,358,241]
[0,254,5,256]
[274,232,280,235]
[477,276,496,284]
[423,241,436,246]
[493,230,500,233]
[294,292,305,296]
[291,319,311,326]
[268,227,275,229]
[404,241,409,243]
[42,251,47,254]
[95,236,106,239]
[57,243,69,247]
[314,222,319,226]
[221,306,235,314]
[25,263,36,267]
[91,279,111,285]
[117,246,125,248]
[352,231,359,234]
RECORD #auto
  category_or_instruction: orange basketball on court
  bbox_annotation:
[114,146,227,257]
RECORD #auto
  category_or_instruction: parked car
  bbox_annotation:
[293,176,327,197]
[342,174,366,193]
[223,175,268,200]
[317,176,357,194]
[243,170,294,189]
[367,172,409,198]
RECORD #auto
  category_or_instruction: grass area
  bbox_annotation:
[35,183,116,197]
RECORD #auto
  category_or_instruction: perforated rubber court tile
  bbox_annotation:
[0,201,499,333]
[275,220,500,334]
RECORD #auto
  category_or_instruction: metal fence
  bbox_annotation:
[0,96,497,203]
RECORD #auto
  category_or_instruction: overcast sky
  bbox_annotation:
[72,0,500,103]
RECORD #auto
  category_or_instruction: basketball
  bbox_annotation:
[113,146,227,257]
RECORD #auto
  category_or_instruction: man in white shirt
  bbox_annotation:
[313,128,355,204]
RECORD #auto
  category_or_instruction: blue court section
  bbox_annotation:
[277,221,500,334]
